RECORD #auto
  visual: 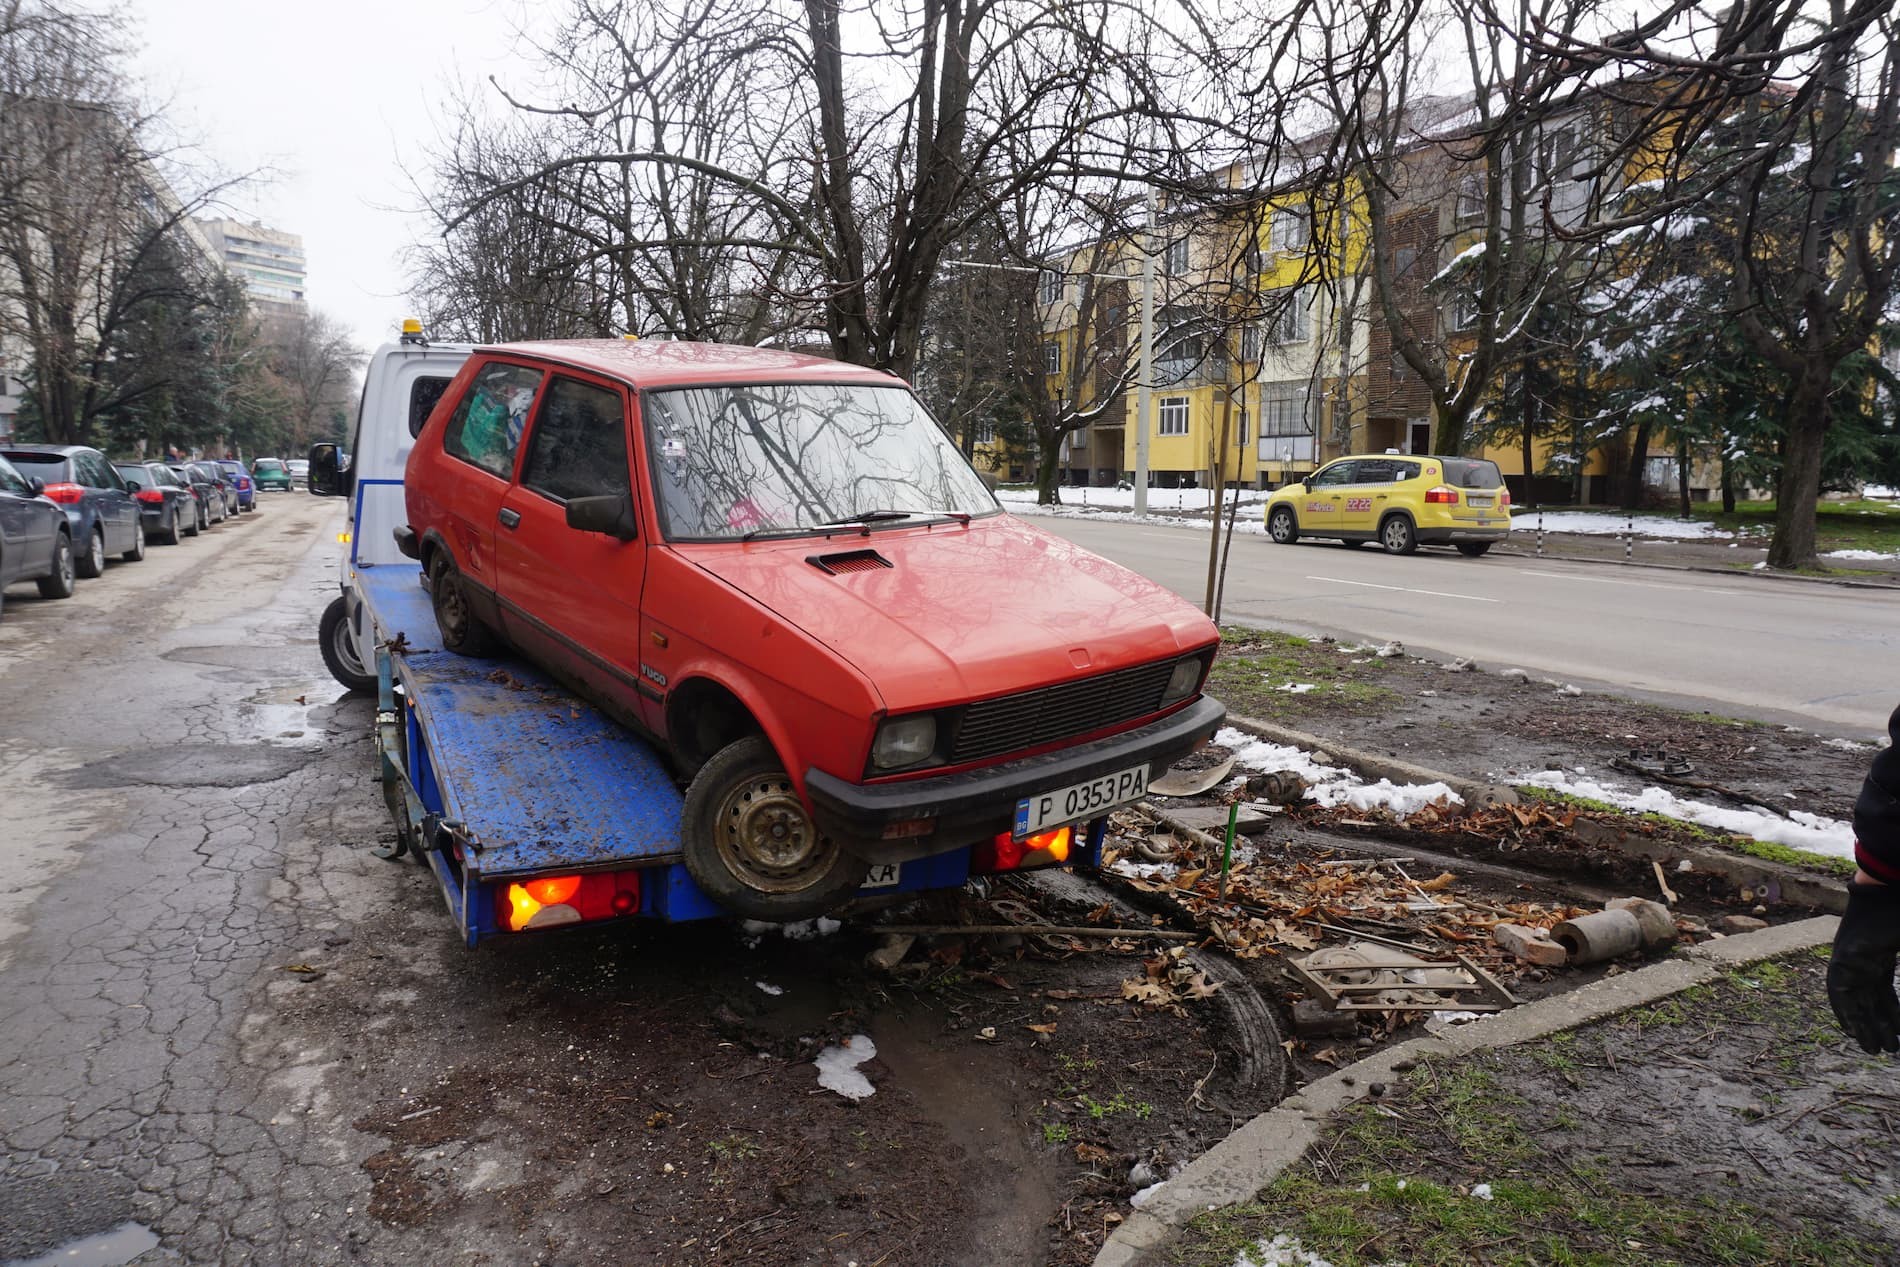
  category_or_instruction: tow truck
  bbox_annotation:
[308,323,1138,946]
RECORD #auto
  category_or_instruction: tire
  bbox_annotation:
[1267,506,1299,545]
[121,518,145,563]
[1379,513,1418,555]
[162,506,182,545]
[76,525,106,578]
[319,595,376,693]
[36,531,75,599]
[680,736,869,921]
[428,551,501,657]
[1456,542,1493,558]
[184,504,201,537]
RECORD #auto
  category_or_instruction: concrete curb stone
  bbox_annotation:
[1093,915,1840,1267]
[1491,543,1900,591]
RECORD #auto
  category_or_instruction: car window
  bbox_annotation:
[255,459,284,472]
[7,455,68,482]
[78,451,116,489]
[1442,458,1504,489]
[0,456,28,496]
[1309,461,1358,488]
[410,375,454,440]
[1391,461,1421,481]
[519,376,630,504]
[444,362,544,479]
[113,464,149,485]
[1354,459,1395,484]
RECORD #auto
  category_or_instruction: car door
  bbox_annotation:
[494,373,645,717]
[1300,460,1358,536]
[0,459,41,584]
[1338,459,1391,536]
[436,359,548,616]
[79,450,136,551]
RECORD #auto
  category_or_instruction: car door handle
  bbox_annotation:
[498,508,521,529]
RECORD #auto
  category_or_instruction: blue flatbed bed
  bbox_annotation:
[353,564,1100,944]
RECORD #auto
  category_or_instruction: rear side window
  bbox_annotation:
[78,451,119,489]
[1391,461,1421,481]
[0,457,28,495]
[444,362,544,479]
[519,377,630,503]
[410,375,454,439]
[1442,458,1503,489]
[113,464,147,484]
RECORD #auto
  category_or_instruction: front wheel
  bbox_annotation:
[1456,542,1493,558]
[36,532,76,599]
[1267,506,1299,545]
[1380,514,1418,555]
[319,595,376,693]
[121,518,145,563]
[77,526,106,578]
[681,736,869,921]
[429,551,502,657]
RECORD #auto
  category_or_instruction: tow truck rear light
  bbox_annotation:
[972,824,1073,875]
[500,871,643,931]
[40,482,86,504]
[135,488,165,504]
[1424,486,1459,504]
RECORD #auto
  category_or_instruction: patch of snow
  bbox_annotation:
[1824,737,1874,752]
[814,1034,878,1099]
[1216,727,1461,820]
[1530,511,1736,540]
[741,917,843,942]
[1110,859,1179,881]
[1472,1182,1494,1200]
[995,486,1269,513]
[755,981,784,996]
[1232,1233,1344,1267]
[1429,238,1487,284]
[1130,1180,1167,1209]
[1865,484,1896,499]
[1276,682,1317,694]
[1516,770,1855,859]
[1823,548,1899,561]
[1751,561,1768,570]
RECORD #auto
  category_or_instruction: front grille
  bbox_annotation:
[949,658,1182,764]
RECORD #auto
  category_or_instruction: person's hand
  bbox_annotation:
[1828,879,1900,1054]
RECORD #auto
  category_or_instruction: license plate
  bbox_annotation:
[1015,765,1148,837]
[859,863,901,890]
[1466,494,1493,507]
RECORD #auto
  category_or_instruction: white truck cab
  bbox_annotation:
[309,321,473,689]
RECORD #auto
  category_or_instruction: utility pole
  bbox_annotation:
[1135,186,1157,516]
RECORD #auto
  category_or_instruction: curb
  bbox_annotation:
[1092,915,1839,1267]
[1223,714,1521,809]
[1488,543,1900,591]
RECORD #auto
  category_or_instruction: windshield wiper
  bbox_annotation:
[818,510,915,526]
[740,524,843,542]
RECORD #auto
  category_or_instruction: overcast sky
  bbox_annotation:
[133,0,537,355]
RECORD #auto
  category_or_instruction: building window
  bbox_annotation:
[1260,387,1311,437]
[1165,237,1190,275]
[1039,269,1064,305]
[1270,205,1309,252]
[1455,174,1485,227]
[1043,342,1061,374]
[1451,290,1480,330]
[1237,406,1250,447]
[1240,324,1261,363]
[1265,287,1310,345]
[975,421,996,445]
[1158,396,1190,436]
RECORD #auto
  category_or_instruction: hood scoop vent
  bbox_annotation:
[807,549,894,576]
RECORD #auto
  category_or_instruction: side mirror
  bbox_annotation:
[125,479,143,491]
[308,442,350,498]
[27,476,44,497]
[565,494,638,542]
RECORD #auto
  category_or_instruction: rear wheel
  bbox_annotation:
[1379,514,1418,555]
[681,736,869,921]
[428,551,501,657]
[121,518,145,562]
[1456,542,1493,558]
[184,503,201,537]
[36,531,75,599]
[162,506,183,545]
[319,595,376,693]
[77,526,106,578]
[1267,506,1299,545]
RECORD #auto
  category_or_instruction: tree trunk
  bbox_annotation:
[1675,433,1691,519]
[1204,389,1234,614]
[1519,368,1537,510]
[1431,400,1468,457]
[1034,433,1063,506]
[1621,419,1654,510]
[1720,441,1736,515]
[1766,372,1829,569]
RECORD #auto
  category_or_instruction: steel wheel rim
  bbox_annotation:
[713,773,835,894]
[332,613,367,677]
[434,570,471,642]
[57,538,72,585]
[89,530,103,570]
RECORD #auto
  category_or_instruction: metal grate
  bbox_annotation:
[949,658,1182,764]
[807,549,893,576]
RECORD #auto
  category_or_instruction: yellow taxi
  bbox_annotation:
[1264,454,1511,556]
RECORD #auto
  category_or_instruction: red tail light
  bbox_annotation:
[497,870,642,931]
[1500,487,1512,507]
[135,489,165,504]
[40,482,86,504]
[1424,486,1459,504]
[972,825,1074,875]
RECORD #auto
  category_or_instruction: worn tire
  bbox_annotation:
[1379,513,1418,555]
[76,525,106,578]
[121,518,145,563]
[162,506,183,545]
[35,531,76,599]
[1456,541,1493,558]
[1267,506,1299,545]
[320,595,376,694]
[681,736,869,921]
[428,551,501,657]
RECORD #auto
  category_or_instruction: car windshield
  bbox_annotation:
[642,382,997,541]
[1441,458,1504,489]
[113,464,149,482]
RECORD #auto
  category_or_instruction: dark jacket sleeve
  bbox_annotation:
[1855,705,1900,883]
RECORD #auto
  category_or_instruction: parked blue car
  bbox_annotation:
[0,444,145,576]
[213,460,256,512]
[0,453,77,618]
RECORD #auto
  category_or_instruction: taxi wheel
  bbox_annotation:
[1379,513,1418,555]
[682,736,869,921]
[1456,542,1493,557]
[1267,506,1299,545]
[428,552,502,657]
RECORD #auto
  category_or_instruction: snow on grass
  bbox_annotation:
[1217,726,1462,819]
[1516,769,1855,859]
[1823,548,1900,561]
[1231,1233,1346,1267]
[1277,682,1318,694]
[755,981,784,996]
[995,486,1269,513]
[1524,510,1738,540]
[814,1034,877,1099]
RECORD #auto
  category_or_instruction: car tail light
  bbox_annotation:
[40,482,85,504]
[1500,487,1512,507]
[135,489,165,504]
[499,871,642,931]
[1424,486,1459,504]
[972,825,1073,875]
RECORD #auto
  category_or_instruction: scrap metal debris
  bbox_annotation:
[1287,941,1515,1013]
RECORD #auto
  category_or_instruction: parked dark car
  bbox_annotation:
[168,464,219,531]
[0,453,76,617]
[187,461,237,519]
[213,460,256,512]
[0,444,145,576]
[113,461,195,545]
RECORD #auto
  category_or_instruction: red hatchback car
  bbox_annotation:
[401,340,1224,918]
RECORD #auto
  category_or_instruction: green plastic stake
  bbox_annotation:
[1219,802,1238,898]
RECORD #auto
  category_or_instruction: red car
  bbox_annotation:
[400,341,1223,918]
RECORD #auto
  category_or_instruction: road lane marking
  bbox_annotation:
[1305,575,1500,603]
[1520,569,1740,596]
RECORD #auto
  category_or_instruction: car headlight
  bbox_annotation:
[871,714,938,770]
[1161,656,1205,706]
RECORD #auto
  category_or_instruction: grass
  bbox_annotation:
[1692,497,1900,556]
[1731,838,1859,878]
[1517,786,1856,877]
[1208,625,1402,721]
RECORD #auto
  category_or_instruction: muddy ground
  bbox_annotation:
[1169,949,1900,1266]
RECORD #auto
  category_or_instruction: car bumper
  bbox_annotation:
[137,505,168,529]
[804,694,1226,864]
[1415,524,1510,543]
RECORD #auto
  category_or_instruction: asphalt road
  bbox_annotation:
[1030,516,1900,735]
